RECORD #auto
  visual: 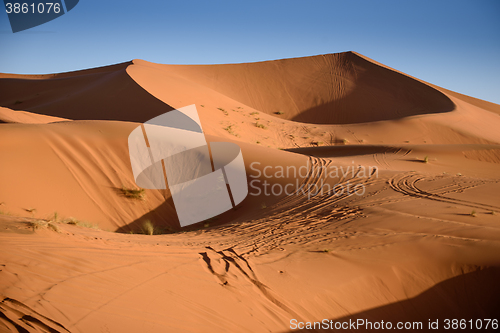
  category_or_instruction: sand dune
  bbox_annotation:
[1,52,499,332]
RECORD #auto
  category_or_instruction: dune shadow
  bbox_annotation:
[291,54,455,124]
[402,158,427,163]
[114,191,252,235]
[286,266,500,332]
[286,145,408,158]
[0,63,175,122]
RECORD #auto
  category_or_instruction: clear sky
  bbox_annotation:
[1,0,499,104]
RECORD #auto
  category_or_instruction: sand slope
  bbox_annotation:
[1,52,500,332]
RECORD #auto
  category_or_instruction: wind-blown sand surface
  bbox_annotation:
[0,52,499,332]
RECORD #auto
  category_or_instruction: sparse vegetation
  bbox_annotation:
[141,220,155,235]
[250,112,259,115]
[261,202,267,209]
[63,217,99,229]
[200,104,205,107]
[470,210,477,217]
[28,220,46,230]
[223,125,239,137]
[204,222,210,228]
[64,217,79,225]
[25,208,36,217]
[275,111,284,115]
[256,141,261,144]
[47,223,60,232]
[255,122,267,129]
[121,186,145,200]
[28,220,60,232]
[491,211,497,216]
[323,249,330,253]
[423,155,429,163]
[342,138,349,144]
[218,107,228,116]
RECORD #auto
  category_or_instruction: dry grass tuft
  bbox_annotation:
[121,187,145,200]
[141,220,155,235]
[255,122,267,129]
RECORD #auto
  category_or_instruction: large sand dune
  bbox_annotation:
[1,52,499,332]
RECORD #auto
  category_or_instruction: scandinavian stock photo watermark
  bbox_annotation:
[248,161,378,199]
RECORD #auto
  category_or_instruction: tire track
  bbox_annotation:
[389,173,500,211]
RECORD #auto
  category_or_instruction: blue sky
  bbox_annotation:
[1,0,499,104]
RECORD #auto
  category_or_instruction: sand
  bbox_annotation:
[0,52,499,332]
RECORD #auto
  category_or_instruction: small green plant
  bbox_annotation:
[261,202,267,209]
[223,125,239,137]
[250,112,259,115]
[204,222,210,228]
[29,220,46,230]
[256,141,261,144]
[323,249,330,253]
[78,221,100,229]
[200,104,205,107]
[342,138,349,144]
[470,210,477,217]
[218,107,228,116]
[47,222,60,233]
[236,106,243,109]
[63,218,99,229]
[423,156,429,163]
[51,211,59,223]
[121,186,145,200]
[141,220,155,235]
[491,211,497,216]
[64,217,79,225]
[28,220,60,232]
[275,111,284,115]
[255,122,267,129]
